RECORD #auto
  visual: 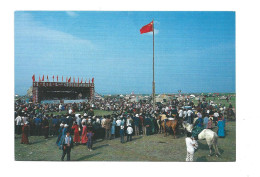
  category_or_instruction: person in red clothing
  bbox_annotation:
[81,122,88,144]
[21,121,30,144]
[71,122,80,145]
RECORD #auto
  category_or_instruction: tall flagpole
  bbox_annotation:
[152,20,156,112]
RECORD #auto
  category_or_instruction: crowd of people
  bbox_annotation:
[15,95,235,161]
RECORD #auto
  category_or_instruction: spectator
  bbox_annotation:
[120,125,125,143]
[126,125,133,142]
[21,121,30,144]
[185,132,198,162]
[86,129,94,151]
[60,131,73,161]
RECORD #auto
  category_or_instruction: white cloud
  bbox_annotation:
[15,12,94,49]
[65,11,78,17]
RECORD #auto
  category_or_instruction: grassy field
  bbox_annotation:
[15,121,236,162]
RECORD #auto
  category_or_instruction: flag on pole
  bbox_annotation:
[89,78,90,84]
[140,20,156,110]
[78,77,79,84]
[42,75,44,82]
[47,75,49,82]
[68,77,71,83]
[140,21,153,34]
[62,76,63,82]
[73,77,75,83]
[53,75,54,82]
[57,75,58,82]
[39,76,41,82]
[92,77,94,83]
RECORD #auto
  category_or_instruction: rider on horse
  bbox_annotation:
[160,111,168,129]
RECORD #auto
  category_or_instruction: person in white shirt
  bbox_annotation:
[81,114,87,125]
[185,132,198,162]
[126,125,133,142]
[116,118,122,137]
[68,108,72,115]
[178,108,183,119]
[59,104,62,112]
[187,109,193,124]
[213,111,219,126]
[183,109,187,120]
[15,115,22,135]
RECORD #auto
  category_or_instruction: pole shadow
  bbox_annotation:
[92,144,109,150]
[75,152,101,161]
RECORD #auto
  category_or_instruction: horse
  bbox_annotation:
[161,119,178,138]
[182,122,220,157]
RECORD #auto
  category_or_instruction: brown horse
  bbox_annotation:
[161,119,178,138]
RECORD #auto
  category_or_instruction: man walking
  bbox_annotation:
[60,131,73,161]
[104,116,112,140]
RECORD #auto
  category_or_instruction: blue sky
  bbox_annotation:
[15,11,235,95]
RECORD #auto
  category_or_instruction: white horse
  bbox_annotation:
[182,122,220,157]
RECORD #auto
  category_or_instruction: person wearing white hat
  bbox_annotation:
[81,122,88,144]
[58,124,68,146]
[81,116,87,126]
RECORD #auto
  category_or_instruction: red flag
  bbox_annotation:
[62,76,63,82]
[92,77,94,83]
[89,78,90,83]
[39,76,41,82]
[32,74,35,82]
[73,77,75,83]
[42,75,44,82]
[57,75,58,82]
[78,77,79,83]
[68,77,71,83]
[53,75,54,82]
[47,75,49,82]
[140,21,153,34]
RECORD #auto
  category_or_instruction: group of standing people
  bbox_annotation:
[15,95,234,161]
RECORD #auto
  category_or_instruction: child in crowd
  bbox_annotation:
[185,132,198,162]
[86,128,94,151]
